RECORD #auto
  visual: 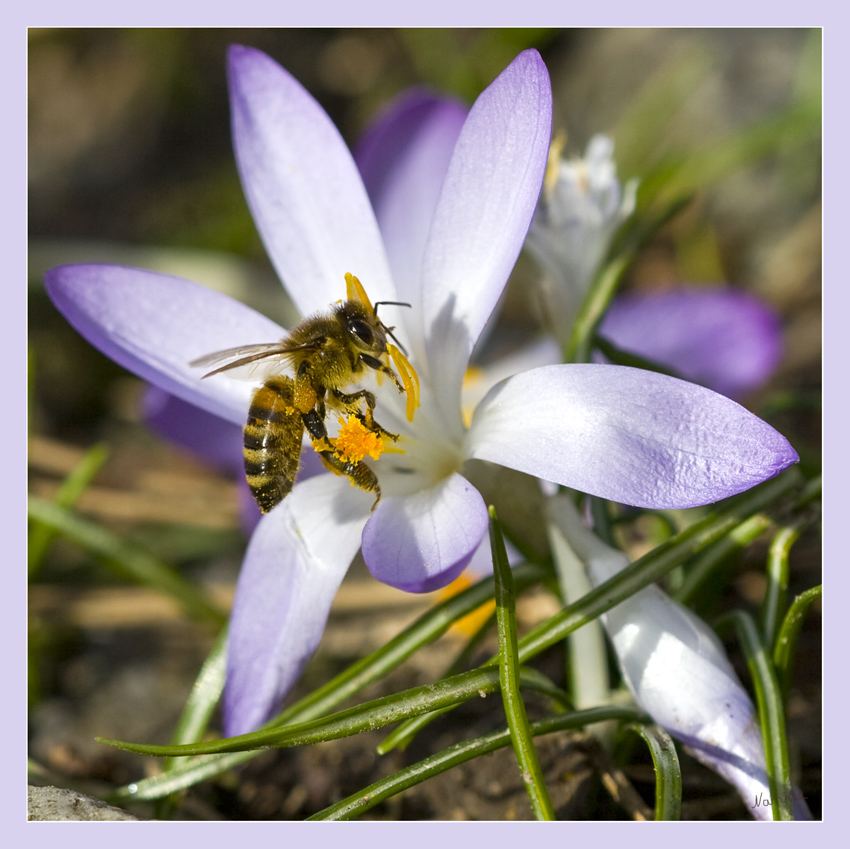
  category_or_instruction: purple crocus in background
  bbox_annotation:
[46,46,798,737]
[598,287,784,400]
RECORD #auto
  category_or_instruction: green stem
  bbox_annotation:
[567,254,630,363]
[308,706,645,821]
[718,610,793,821]
[491,507,556,821]
[624,724,681,821]
[761,522,804,649]
[773,584,822,700]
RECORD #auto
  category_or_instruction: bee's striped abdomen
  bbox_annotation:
[243,378,304,513]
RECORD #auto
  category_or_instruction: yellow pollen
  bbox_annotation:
[294,381,317,414]
[333,417,385,463]
[310,436,334,454]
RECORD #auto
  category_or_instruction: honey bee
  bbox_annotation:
[191,273,419,513]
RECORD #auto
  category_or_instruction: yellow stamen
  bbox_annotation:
[345,272,373,312]
[388,343,420,422]
[461,366,486,428]
[345,272,421,422]
[543,130,568,197]
[334,416,385,463]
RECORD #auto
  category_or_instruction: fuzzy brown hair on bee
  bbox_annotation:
[190,273,420,513]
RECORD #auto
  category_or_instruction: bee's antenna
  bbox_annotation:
[373,300,411,314]
[374,301,412,357]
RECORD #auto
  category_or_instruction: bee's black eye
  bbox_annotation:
[348,318,375,345]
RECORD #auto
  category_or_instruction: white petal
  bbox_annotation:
[224,474,369,735]
[467,364,798,509]
[421,50,552,420]
[362,473,488,593]
[228,45,396,314]
[45,264,283,425]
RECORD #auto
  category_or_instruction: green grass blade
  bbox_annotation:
[773,584,822,700]
[491,507,556,820]
[761,523,804,648]
[624,724,682,821]
[106,471,800,800]
[98,664,566,758]
[674,513,772,606]
[380,470,802,769]
[378,609,498,753]
[28,443,110,576]
[110,564,547,801]
[309,705,646,821]
[168,626,228,749]
[516,470,801,663]
[27,495,226,627]
[156,625,228,818]
[270,562,548,729]
[722,610,793,821]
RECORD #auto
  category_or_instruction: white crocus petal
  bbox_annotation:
[549,495,811,820]
[362,473,489,593]
[356,92,468,367]
[526,134,636,341]
[467,364,798,509]
[227,45,397,316]
[44,264,283,426]
[421,49,552,423]
[224,474,370,737]
[546,506,611,712]
[461,336,562,422]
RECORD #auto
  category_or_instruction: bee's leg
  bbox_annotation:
[359,353,405,394]
[303,409,381,510]
[315,386,326,421]
[331,388,398,441]
[318,451,381,511]
[333,387,377,411]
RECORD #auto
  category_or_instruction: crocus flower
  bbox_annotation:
[521,133,783,399]
[598,287,784,400]
[524,134,638,343]
[547,494,811,820]
[46,46,797,737]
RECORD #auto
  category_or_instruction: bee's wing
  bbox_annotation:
[190,339,325,381]
[190,343,293,380]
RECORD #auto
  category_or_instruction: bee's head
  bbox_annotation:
[339,300,410,357]
[338,301,388,355]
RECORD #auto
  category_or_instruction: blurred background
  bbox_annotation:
[28,28,821,820]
